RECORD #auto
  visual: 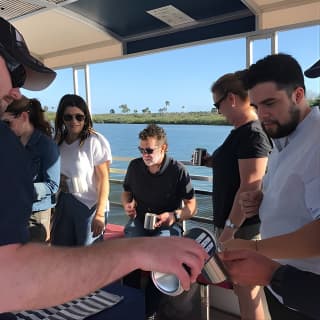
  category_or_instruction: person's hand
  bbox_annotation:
[133,236,209,291]
[202,152,213,167]
[219,249,280,286]
[221,238,255,252]
[92,214,105,237]
[239,190,263,218]
[154,211,174,227]
[124,200,136,218]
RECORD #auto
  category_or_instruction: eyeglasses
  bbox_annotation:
[7,62,26,88]
[138,146,159,155]
[0,46,26,88]
[63,114,85,122]
[213,92,228,109]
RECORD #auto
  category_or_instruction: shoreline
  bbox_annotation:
[47,111,228,125]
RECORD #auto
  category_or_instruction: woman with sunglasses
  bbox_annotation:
[51,94,112,246]
[2,96,60,242]
[204,71,272,319]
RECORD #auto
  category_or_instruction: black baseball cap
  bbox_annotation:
[0,17,56,90]
[304,59,320,78]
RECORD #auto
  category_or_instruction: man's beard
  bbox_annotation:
[262,104,300,139]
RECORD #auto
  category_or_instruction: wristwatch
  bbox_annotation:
[225,218,238,229]
[173,211,181,223]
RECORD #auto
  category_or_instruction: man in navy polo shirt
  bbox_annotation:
[0,16,207,313]
[122,123,197,238]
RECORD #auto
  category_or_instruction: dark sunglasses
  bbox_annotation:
[0,46,26,88]
[138,146,159,155]
[63,114,85,122]
[214,92,228,109]
[8,63,26,88]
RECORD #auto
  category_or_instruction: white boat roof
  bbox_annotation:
[2,0,320,70]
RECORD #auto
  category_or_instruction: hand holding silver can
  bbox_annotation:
[151,227,228,296]
[191,148,207,166]
[144,212,158,230]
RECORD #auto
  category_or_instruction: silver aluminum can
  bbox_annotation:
[184,227,227,284]
[151,227,228,296]
[191,148,207,166]
[151,271,184,296]
[144,212,157,230]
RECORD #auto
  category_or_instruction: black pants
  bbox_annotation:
[264,287,315,320]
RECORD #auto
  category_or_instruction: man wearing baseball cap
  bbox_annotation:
[0,16,207,313]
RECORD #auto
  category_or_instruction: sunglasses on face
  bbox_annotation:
[8,63,26,88]
[0,47,26,88]
[214,92,228,109]
[138,146,159,155]
[63,114,85,122]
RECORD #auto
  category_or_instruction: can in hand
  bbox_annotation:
[144,212,158,230]
[151,227,228,296]
[191,148,207,166]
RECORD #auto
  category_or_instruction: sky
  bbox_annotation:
[23,24,320,114]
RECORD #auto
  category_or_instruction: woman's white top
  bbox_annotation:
[60,132,112,211]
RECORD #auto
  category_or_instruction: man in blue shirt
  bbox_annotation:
[0,16,207,312]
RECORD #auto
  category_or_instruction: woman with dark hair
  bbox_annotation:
[51,94,112,246]
[2,95,60,242]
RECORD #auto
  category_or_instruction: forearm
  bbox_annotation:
[256,220,320,259]
[178,198,197,220]
[121,191,133,207]
[95,162,110,216]
[226,189,247,228]
[95,177,109,217]
[0,240,142,312]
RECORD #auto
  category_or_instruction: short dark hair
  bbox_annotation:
[243,53,305,94]
[139,124,167,145]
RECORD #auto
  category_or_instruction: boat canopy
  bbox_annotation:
[2,0,320,70]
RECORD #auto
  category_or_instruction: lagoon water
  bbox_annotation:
[94,123,232,191]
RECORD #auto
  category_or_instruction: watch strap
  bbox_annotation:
[225,218,238,229]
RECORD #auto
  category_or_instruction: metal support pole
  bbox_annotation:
[200,284,210,320]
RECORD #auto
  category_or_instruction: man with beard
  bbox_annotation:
[222,54,320,320]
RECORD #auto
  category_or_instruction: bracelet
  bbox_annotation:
[255,239,259,251]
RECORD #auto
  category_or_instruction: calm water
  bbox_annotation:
[94,123,232,190]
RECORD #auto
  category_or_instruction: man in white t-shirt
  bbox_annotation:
[225,53,320,319]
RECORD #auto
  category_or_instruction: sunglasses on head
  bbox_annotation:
[138,146,159,155]
[63,114,85,122]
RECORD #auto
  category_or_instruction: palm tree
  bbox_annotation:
[164,100,170,112]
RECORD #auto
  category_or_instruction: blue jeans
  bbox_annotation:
[51,192,104,246]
